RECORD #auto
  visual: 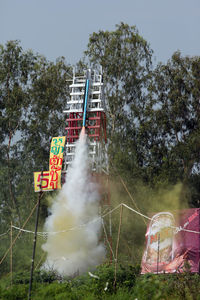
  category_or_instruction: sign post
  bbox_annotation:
[28,177,43,300]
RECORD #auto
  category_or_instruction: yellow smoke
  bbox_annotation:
[106,177,187,265]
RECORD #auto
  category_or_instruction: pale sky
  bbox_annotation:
[0,0,199,65]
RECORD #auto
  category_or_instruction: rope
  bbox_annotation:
[101,219,115,261]
[35,252,46,270]
[11,204,122,236]
[173,226,200,235]
[111,162,147,225]
[0,196,43,266]
[114,204,123,288]
[102,204,122,219]
[11,226,44,237]
[122,203,152,221]
[122,204,200,234]
[0,229,10,237]
[111,162,200,233]
[10,203,200,237]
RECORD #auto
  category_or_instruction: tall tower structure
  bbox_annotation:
[63,69,111,260]
[63,69,108,175]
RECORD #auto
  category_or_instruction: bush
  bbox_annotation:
[0,265,200,300]
[0,284,28,300]
[33,282,75,300]
[12,269,59,285]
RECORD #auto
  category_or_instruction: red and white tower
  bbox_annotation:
[63,69,112,261]
[63,68,108,175]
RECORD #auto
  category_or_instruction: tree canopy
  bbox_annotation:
[0,25,200,227]
[0,24,200,276]
[84,24,200,208]
[0,40,72,227]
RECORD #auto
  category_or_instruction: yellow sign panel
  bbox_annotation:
[49,137,65,170]
[34,171,52,192]
[34,136,66,192]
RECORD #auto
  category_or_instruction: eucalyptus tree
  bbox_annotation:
[0,40,37,223]
[84,24,200,208]
[0,41,72,275]
[22,55,71,171]
[140,52,200,205]
[84,22,153,179]
[0,40,72,225]
[17,55,72,220]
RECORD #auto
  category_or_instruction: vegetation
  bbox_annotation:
[0,22,200,298]
[0,264,200,299]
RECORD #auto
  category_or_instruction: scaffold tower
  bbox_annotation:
[63,68,108,175]
[63,69,111,258]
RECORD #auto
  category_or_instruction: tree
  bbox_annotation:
[138,52,200,205]
[0,40,72,226]
[84,24,200,207]
[21,55,71,171]
[0,41,72,276]
[84,22,153,179]
[0,40,37,224]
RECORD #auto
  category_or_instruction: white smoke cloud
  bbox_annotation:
[42,133,105,276]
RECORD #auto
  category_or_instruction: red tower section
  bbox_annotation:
[65,111,107,143]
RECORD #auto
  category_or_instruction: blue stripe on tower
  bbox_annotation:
[83,79,89,127]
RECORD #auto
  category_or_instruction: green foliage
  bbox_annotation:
[85,23,200,208]
[33,282,75,300]
[145,52,200,184]
[0,266,200,300]
[0,40,72,225]
[0,40,72,276]
[130,273,200,300]
[85,23,153,180]
[71,263,140,296]
[0,284,28,300]
[11,269,58,285]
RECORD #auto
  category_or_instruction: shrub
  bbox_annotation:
[0,284,28,300]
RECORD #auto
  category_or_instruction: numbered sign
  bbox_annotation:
[33,136,66,192]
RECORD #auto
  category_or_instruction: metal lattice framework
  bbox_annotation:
[63,69,108,174]
[63,69,112,262]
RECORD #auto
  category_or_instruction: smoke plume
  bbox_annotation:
[42,132,105,276]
